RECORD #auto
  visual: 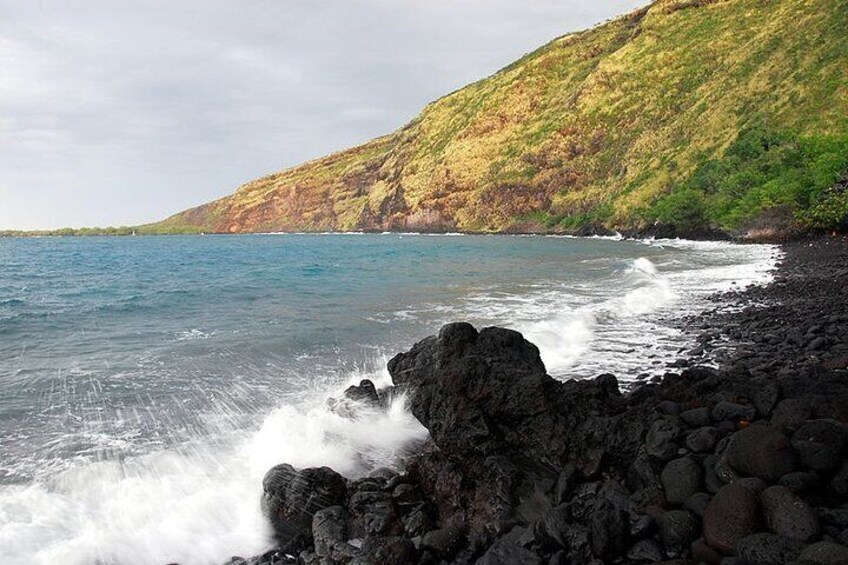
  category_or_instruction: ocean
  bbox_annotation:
[0,234,776,564]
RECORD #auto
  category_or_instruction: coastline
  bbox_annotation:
[234,234,848,565]
[1,224,835,243]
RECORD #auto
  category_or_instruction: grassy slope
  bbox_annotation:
[151,0,848,235]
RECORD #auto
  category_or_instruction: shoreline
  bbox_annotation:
[2,227,843,244]
[228,236,848,565]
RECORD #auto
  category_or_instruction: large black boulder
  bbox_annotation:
[387,323,622,466]
[389,323,561,463]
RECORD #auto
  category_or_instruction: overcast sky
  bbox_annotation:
[1,0,645,230]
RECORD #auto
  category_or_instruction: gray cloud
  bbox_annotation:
[0,0,645,229]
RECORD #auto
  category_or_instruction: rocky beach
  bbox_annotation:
[4,0,847,563]
[218,235,848,565]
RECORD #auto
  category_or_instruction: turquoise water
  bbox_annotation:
[0,234,776,564]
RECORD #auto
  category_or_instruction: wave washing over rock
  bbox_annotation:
[230,237,848,565]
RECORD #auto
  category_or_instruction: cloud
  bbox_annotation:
[0,0,646,230]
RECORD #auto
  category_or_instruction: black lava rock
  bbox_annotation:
[792,420,847,473]
[354,536,416,565]
[760,485,820,542]
[387,323,618,465]
[726,425,797,482]
[659,509,700,558]
[712,401,755,423]
[686,426,720,453]
[661,456,703,505]
[681,407,712,428]
[647,417,683,462]
[735,533,807,565]
[262,465,347,546]
[703,483,761,553]
[797,541,848,565]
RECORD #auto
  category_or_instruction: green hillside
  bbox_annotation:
[151,0,848,238]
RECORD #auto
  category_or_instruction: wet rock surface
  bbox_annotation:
[234,236,848,564]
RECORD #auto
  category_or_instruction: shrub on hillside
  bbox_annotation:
[680,127,848,232]
[651,189,709,231]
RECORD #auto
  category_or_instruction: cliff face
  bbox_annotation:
[152,0,848,235]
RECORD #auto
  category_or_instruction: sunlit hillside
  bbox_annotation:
[151,0,848,236]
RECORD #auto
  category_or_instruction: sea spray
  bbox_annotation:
[0,440,272,565]
[248,388,427,478]
[0,374,427,565]
[520,311,596,373]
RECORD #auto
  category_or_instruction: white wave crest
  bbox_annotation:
[516,257,675,373]
[615,257,675,316]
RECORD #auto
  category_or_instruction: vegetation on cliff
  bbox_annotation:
[138,0,848,235]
